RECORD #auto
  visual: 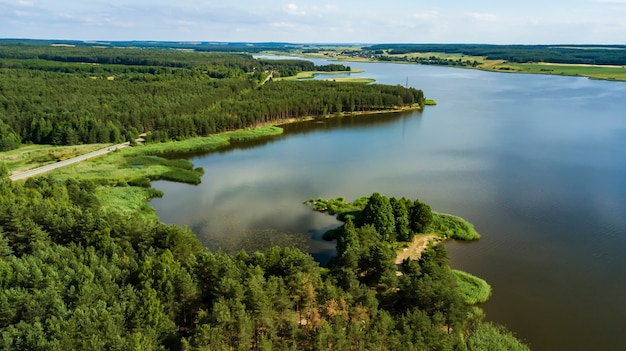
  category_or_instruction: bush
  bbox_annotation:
[127,177,151,188]
[452,270,491,304]
[431,213,480,240]
[467,323,530,351]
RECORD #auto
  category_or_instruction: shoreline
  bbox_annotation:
[301,52,626,82]
[251,104,424,129]
[6,99,427,183]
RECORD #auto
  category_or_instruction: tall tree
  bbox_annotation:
[390,197,411,242]
[409,199,433,234]
[362,193,396,242]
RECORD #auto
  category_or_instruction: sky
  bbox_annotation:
[1,0,626,44]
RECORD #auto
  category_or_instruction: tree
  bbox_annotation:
[0,120,20,151]
[0,162,10,181]
[362,193,396,242]
[360,242,397,289]
[390,197,411,242]
[409,199,433,234]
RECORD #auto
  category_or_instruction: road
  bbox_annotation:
[262,71,274,84]
[9,142,130,181]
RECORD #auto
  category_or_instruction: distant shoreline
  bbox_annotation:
[300,52,626,82]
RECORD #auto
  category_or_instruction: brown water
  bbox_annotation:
[151,58,626,351]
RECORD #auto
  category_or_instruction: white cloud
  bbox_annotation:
[285,3,306,15]
[408,11,440,21]
[165,19,196,27]
[271,22,296,28]
[467,12,499,22]
[16,0,33,7]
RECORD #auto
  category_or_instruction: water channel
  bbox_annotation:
[150,57,626,351]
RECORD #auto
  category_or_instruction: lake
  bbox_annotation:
[150,57,626,351]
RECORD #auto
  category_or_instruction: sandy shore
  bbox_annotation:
[395,233,441,265]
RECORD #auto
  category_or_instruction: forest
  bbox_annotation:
[0,44,420,150]
[0,39,313,53]
[0,169,528,350]
[363,44,626,65]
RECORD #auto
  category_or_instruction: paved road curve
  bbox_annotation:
[9,142,130,181]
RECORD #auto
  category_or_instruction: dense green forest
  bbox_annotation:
[0,44,421,150]
[0,170,528,350]
[363,44,626,65]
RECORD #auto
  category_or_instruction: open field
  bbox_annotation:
[45,126,283,185]
[483,61,626,81]
[96,185,163,223]
[5,126,282,186]
[1,143,110,173]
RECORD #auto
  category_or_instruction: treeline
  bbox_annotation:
[0,45,259,71]
[0,46,420,148]
[257,59,350,77]
[0,39,324,54]
[377,55,479,68]
[364,44,626,65]
[0,172,528,350]
[149,80,422,142]
[199,81,423,133]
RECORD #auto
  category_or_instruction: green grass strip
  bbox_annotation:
[431,212,481,240]
[452,269,491,305]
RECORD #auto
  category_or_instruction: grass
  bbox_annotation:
[1,143,110,173]
[322,77,376,83]
[125,126,283,156]
[95,185,163,223]
[305,196,369,220]
[7,126,284,216]
[466,323,531,351]
[493,62,626,81]
[274,69,365,81]
[46,126,283,186]
[451,269,492,305]
[431,212,481,240]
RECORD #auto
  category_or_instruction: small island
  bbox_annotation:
[303,192,526,349]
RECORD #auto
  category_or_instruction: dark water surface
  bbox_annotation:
[150,58,626,351]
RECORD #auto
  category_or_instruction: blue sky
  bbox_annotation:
[1,0,625,44]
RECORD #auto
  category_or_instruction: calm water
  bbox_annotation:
[150,58,626,351]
